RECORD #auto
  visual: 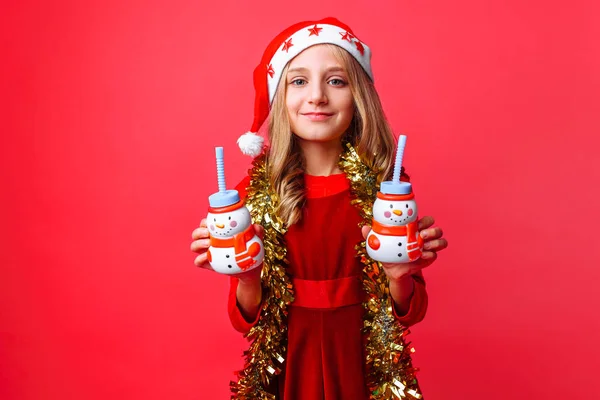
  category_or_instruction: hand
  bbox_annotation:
[361,215,447,282]
[191,218,264,282]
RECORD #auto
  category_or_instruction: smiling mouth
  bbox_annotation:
[302,112,334,121]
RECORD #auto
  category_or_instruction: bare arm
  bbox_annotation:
[235,268,263,322]
[389,274,415,315]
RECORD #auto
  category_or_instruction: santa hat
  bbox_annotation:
[237,17,373,157]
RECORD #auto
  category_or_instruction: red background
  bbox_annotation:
[2,1,599,399]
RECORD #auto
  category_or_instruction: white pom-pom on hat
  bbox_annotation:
[237,132,265,157]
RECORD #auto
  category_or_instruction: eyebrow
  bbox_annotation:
[287,66,346,74]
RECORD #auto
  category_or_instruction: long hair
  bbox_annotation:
[267,44,397,226]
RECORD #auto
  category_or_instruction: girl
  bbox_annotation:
[191,17,448,400]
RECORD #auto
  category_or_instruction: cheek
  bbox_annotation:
[384,211,392,218]
[339,92,354,113]
[336,97,354,128]
[344,101,355,117]
[210,225,215,231]
[230,220,238,228]
[408,209,414,217]
[286,104,299,133]
[285,93,301,115]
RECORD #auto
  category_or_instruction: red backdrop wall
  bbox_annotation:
[2,1,599,399]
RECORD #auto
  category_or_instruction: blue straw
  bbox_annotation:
[392,135,407,183]
[215,147,226,193]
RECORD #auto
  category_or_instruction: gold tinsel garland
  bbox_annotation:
[230,153,292,399]
[231,145,422,399]
[339,144,422,399]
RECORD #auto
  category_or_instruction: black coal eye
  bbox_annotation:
[390,204,393,209]
[228,216,231,220]
[213,218,216,221]
[406,204,409,208]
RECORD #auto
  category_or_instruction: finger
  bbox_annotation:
[430,227,444,239]
[194,253,213,270]
[190,238,211,253]
[423,238,448,252]
[420,226,443,240]
[361,225,371,240]
[417,216,435,231]
[253,224,265,239]
[200,218,207,228]
[191,227,210,240]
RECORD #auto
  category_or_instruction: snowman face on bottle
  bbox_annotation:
[207,207,251,237]
[372,197,418,226]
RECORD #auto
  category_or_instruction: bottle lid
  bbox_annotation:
[209,190,240,208]
[380,181,412,195]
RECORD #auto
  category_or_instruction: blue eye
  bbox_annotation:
[290,79,306,86]
[329,79,346,86]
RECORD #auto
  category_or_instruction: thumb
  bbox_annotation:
[253,223,265,239]
[361,225,371,240]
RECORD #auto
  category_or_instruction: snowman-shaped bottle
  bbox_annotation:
[366,135,423,263]
[206,147,264,274]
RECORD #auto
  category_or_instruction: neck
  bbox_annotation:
[297,138,343,176]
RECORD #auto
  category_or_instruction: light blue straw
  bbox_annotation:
[392,135,407,183]
[215,147,226,193]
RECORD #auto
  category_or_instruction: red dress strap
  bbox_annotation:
[291,276,364,309]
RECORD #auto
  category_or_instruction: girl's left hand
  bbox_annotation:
[361,216,448,281]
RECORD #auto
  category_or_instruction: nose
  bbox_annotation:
[309,82,328,105]
[392,210,403,216]
[216,223,225,229]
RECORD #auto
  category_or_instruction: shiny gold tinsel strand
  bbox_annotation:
[230,154,293,399]
[339,143,423,399]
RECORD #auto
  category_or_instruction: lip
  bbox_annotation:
[301,112,334,121]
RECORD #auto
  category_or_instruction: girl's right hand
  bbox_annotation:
[190,218,213,270]
[190,219,265,282]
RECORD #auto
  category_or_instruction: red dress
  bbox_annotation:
[228,174,428,400]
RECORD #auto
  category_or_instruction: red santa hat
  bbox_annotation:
[237,17,373,157]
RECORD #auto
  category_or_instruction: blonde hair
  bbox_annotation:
[267,44,397,226]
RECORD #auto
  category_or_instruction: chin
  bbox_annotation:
[295,130,345,143]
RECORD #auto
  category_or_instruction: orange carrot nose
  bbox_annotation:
[216,223,225,229]
[393,210,403,216]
